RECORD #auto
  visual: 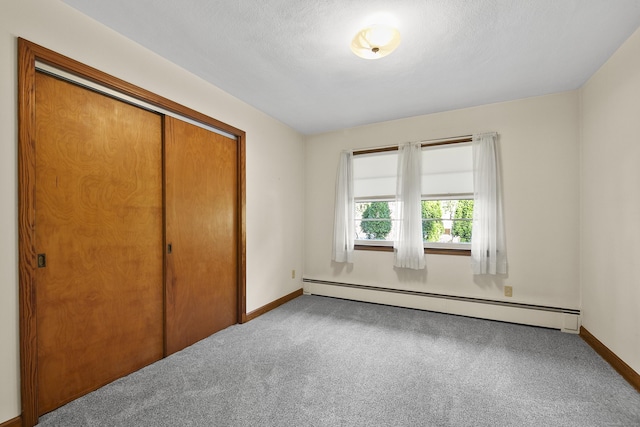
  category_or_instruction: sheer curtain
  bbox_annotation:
[332,151,355,263]
[471,132,507,275]
[394,142,425,269]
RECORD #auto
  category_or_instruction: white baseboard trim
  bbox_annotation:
[303,279,581,332]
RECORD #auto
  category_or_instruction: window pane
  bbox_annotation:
[355,201,396,241]
[421,201,444,242]
[422,199,474,243]
[451,199,474,243]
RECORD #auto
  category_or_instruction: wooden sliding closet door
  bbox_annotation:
[165,116,238,355]
[34,72,164,414]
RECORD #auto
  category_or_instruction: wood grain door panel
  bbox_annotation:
[35,72,164,414]
[165,116,238,355]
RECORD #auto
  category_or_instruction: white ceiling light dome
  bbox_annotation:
[351,23,401,59]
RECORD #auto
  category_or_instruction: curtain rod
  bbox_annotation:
[352,134,473,156]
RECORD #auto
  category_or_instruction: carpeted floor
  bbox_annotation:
[39,295,640,426]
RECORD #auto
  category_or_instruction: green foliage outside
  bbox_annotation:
[360,202,392,240]
[452,200,474,242]
[422,201,444,242]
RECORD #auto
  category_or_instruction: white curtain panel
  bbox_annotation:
[332,151,355,263]
[394,142,426,270]
[471,133,508,275]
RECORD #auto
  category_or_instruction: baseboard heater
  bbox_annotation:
[302,278,580,316]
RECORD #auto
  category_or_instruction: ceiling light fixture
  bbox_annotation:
[351,23,401,59]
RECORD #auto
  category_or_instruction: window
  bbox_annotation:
[353,140,474,253]
[420,142,474,250]
[353,150,397,245]
[422,199,474,245]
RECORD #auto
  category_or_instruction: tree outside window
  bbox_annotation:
[452,200,474,242]
[421,201,444,242]
[360,201,392,240]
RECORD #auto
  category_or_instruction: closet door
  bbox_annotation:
[165,116,238,355]
[34,72,164,414]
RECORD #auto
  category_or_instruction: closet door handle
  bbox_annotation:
[167,243,172,254]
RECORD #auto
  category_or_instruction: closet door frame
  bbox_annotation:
[18,38,247,427]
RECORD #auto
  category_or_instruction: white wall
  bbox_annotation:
[0,0,304,422]
[580,27,640,375]
[305,92,580,324]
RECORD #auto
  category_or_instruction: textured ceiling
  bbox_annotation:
[61,0,640,135]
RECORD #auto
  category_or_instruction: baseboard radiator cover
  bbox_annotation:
[303,278,580,332]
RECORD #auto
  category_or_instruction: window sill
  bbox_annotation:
[354,244,471,256]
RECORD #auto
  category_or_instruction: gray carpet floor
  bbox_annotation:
[39,295,640,426]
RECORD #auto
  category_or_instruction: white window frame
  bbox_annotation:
[420,194,473,250]
[354,197,396,246]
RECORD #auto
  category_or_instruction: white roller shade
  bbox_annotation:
[353,151,398,199]
[353,142,473,199]
[421,143,473,196]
